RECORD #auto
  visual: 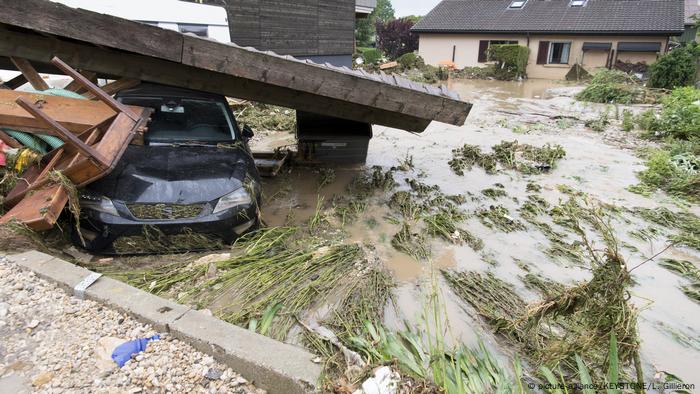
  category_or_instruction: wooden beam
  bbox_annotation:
[64,70,96,92]
[0,89,117,134]
[83,78,140,99]
[50,57,140,120]
[0,0,183,62]
[15,96,110,168]
[0,0,471,131]
[0,129,20,148]
[0,27,434,132]
[10,57,49,90]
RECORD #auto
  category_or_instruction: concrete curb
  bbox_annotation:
[6,250,321,394]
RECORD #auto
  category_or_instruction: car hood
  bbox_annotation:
[86,145,253,204]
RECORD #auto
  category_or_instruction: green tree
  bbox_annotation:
[355,0,396,48]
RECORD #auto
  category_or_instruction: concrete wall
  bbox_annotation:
[417,33,668,79]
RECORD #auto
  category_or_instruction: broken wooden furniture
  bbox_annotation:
[0,57,151,230]
[0,0,471,132]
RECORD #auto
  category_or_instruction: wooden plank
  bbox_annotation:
[50,57,140,121]
[83,78,140,99]
[0,89,117,134]
[15,96,110,168]
[0,1,472,129]
[0,0,184,62]
[10,57,49,90]
[0,184,69,231]
[0,27,440,132]
[64,70,96,92]
[181,36,468,126]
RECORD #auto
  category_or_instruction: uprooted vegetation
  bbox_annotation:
[443,199,645,387]
[449,140,566,175]
[575,69,662,104]
[229,100,296,132]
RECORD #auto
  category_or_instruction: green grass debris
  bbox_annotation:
[444,204,645,386]
[449,141,565,176]
[477,205,526,232]
[575,69,646,104]
[481,185,508,199]
[634,206,700,251]
[104,227,369,340]
[659,258,700,304]
[391,223,431,260]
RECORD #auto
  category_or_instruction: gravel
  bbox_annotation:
[0,256,265,394]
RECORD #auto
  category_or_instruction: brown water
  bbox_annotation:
[258,78,700,387]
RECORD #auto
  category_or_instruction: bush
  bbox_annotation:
[636,109,659,132]
[375,17,418,60]
[648,44,700,90]
[362,48,383,65]
[655,87,700,140]
[397,52,424,69]
[487,44,530,80]
[576,70,639,104]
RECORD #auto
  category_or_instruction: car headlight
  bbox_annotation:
[80,194,119,216]
[213,187,252,214]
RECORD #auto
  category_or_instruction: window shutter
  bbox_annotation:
[477,40,489,63]
[536,41,550,64]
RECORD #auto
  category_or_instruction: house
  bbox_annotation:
[682,0,700,42]
[188,0,375,68]
[412,0,686,79]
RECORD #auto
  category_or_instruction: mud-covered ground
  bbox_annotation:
[259,78,700,388]
[5,78,698,389]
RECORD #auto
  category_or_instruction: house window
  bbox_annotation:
[178,24,208,37]
[509,0,527,9]
[569,0,587,7]
[548,42,571,64]
[478,40,519,62]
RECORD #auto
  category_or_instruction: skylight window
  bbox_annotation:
[509,0,527,9]
[570,0,587,7]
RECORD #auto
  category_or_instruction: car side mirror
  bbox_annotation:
[242,125,254,140]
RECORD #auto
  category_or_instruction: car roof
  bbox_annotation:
[116,83,227,101]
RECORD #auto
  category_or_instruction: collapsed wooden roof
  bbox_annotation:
[0,0,472,132]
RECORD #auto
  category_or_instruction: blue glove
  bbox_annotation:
[111,335,161,367]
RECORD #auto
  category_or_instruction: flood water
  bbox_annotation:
[259,78,700,388]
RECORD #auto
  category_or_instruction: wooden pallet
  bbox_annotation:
[0,57,151,230]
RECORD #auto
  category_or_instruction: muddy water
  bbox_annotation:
[259,78,699,387]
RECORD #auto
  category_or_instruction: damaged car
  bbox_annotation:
[74,84,261,253]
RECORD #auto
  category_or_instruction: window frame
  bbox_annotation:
[508,0,528,9]
[178,23,209,38]
[548,41,572,65]
[478,40,519,63]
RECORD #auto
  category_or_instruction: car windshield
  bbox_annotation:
[120,97,236,144]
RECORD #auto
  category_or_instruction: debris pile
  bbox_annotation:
[0,57,151,233]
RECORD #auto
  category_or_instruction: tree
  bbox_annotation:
[375,17,419,60]
[355,0,395,48]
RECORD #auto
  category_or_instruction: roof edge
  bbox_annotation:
[412,29,685,36]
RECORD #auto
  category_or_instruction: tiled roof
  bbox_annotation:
[412,0,685,34]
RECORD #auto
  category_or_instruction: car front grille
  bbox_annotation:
[126,203,204,220]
